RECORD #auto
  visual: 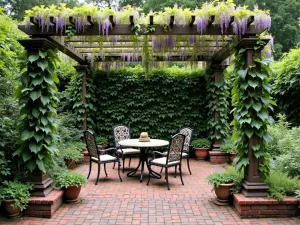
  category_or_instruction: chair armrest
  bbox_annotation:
[150,151,164,159]
[98,147,121,158]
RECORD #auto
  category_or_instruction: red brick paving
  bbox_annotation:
[0,158,299,225]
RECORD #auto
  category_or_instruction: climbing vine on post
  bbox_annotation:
[15,47,59,172]
[231,39,276,180]
[206,67,230,142]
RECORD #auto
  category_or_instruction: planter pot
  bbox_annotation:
[81,150,90,163]
[64,186,82,203]
[213,183,234,206]
[2,200,21,217]
[65,159,76,169]
[229,153,237,164]
[194,148,209,160]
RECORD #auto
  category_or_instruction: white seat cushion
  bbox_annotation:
[117,148,140,154]
[182,152,188,157]
[151,157,180,166]
[91,155,117,162]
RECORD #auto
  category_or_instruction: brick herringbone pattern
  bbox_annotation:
[1,158,299,224]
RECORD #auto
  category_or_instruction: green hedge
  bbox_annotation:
[89,67,209,144]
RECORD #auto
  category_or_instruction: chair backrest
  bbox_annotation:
[113,125,131,148]
[166,133,186,163]
[84,130,99,159]
[179,127,193,152]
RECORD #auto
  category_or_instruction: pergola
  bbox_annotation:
[17,5,271,198]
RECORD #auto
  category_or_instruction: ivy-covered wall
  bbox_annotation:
[87,67,209,143]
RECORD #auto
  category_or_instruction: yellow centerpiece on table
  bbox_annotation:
[139,132,150,142]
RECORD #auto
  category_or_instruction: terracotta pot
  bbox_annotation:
[64,186,82,203]
[214,183,234,205]
[2,200,21,217]
[65,159,76,169]
[229,153,237,164]
[194,148,209,160]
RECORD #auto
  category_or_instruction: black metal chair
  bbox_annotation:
[147,133,186,190]
[84,130,122,185]
[112,125,141,173]
[160,127,193,176]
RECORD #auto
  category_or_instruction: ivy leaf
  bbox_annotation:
[32,108,40,118]
[236,158,249,170]
[248,80,259,89]
[30,90,41,101]
[257,111,268,121]
[21,130,34,141]
[33,133,44,142]
[32,76,43,86]
[28,54,39,63]
[41,95,50,105]
[256,72,267,80]
[39,50,47,58]
[44,76,54,85]
[251,120,262,129]
[245,129,254,138]
[36,159,46,173]
[263,133,272,142]
[22,151,32,162]
[37,60,49,71]
[41,116,49,125]
[26,159,36,172]
[238,69,248,79]
[252,144,261,151]
[29,142,38,153]
[252,103,262,112]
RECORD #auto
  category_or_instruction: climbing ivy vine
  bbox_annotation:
[15,49,60,172]
[231,41,276,180]
[206,67,230,141]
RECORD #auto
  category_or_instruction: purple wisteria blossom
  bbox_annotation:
[74,16,85,33]
[233,18,248,37]
[164,35,176,51]
[102,19,110,36]
[102,63,110,73]
[264,49,272,58]
[219,13,232,34]
[254,11,271,31]
[196,16,209,34]
[188,35,197,45]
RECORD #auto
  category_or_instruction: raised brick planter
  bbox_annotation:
[233,193,300,218]
[82,150,90,163]
[209,151,228,164]
[24,189,64,218]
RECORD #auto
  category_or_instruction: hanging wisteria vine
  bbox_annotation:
[24,0,271,37]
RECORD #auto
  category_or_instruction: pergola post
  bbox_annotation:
[18,38,56,197]
[236,38,269,197]
[74,65,88,131]
[208,64,229,164]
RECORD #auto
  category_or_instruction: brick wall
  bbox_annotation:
[233,193,300,218]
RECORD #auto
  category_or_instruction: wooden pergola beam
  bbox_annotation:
[72,43,224,48]
[46,37,87,64]
[91,55,208,62]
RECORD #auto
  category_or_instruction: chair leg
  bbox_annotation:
[129,155,131,166]
[165,167,170,190]
[87,160,92,179]
[113,162,116,169]
[122,156,125,173]
[95,163,101,185]
[104,163,108,177]
[179,165,184,185]
[147,165,152,186]
[174,165,177,178]
[187,156,192,175]
[160,167,163,173]
[118,161,122,182]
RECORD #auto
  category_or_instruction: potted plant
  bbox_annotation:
[56,171,88,203]
[206,167,242,205]
[220,140,237,164]
[0,181,33,217]
[191,138,211,160]
[61,146,84,169]
[96,136,108,149]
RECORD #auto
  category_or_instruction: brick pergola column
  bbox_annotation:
[74,65,88,131]
[236,38,269,197]
[18,38,56,197]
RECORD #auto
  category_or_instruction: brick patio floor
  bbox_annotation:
[1,158,299,225]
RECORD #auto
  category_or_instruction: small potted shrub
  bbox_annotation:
[96,136,108,149]
[191,138,211,160]
[0,181,33,217]
[56,171,88,203]
[206,167,242,205]
[61,146,84,169]
[220,140,237,164]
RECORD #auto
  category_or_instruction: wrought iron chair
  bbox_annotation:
[147,133,186,190]
[112,125,141,173]
[84,130,122,185]
[160,127,193,176]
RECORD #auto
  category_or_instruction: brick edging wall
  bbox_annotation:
[233,193,300,218]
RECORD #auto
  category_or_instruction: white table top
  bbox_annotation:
[118,139,169,148]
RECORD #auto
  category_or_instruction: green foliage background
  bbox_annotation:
[74,67,209,144]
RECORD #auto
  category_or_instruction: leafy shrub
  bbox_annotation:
[96,136,108,146]
[56,171,88,188]
[191,138,211,148]
[206,166,243,190]
[220,138,237,153]
[0,151,11,183]
[276,150,300,178]
[295,190,300,200]
[265,170,300,200]
[0,181,33,211]
[60,145,83,162]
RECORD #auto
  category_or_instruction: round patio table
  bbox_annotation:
[118,139,169,183]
